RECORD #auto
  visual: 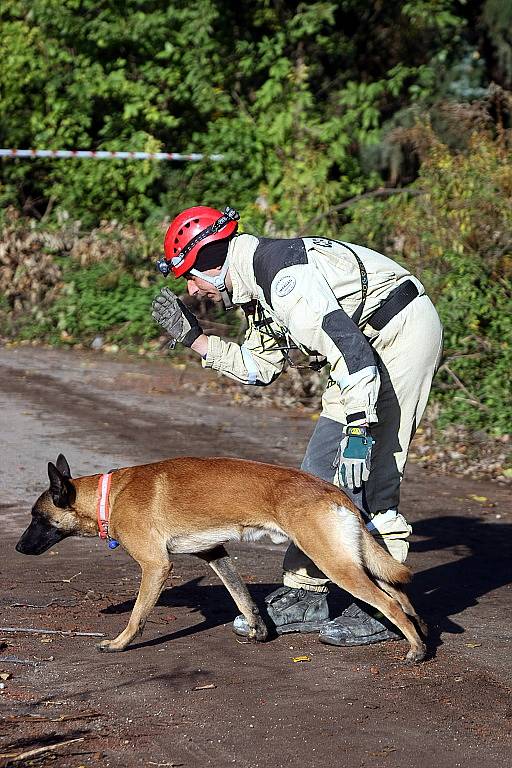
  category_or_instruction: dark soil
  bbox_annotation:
[1,346,511,768]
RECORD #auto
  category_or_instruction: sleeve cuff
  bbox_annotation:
[347,407,378,425]
[202,335,223,369]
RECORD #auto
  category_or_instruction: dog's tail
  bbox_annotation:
[360,524,411,585]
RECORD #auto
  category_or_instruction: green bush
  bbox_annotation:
[1,1,511,437]
[0,0,482,227]
[15,258,183,348]
[342,127,512,434]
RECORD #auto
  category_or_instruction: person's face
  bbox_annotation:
[185,267,223,301]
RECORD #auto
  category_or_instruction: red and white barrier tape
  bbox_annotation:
[0,148,223,162]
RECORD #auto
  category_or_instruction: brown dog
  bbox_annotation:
[15,454,427,662]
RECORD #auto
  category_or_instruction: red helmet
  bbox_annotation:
[161,206,239,278]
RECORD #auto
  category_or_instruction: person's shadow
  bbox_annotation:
[405,514,512,650]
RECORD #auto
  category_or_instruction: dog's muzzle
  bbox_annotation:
[16,517,68,556]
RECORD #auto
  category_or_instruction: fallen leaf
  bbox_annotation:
[0,673,12,681]
[369,747,397,757]
[292,655,311,663]
[465,642,481,648]
[469,495,488,503]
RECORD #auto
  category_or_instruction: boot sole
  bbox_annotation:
[232,618,329,638]
[275,619,331,635]
[318,629,401,647]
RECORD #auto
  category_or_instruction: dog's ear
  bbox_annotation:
[48,462,75,508]
[55,454,71,479]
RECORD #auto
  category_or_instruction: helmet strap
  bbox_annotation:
[189,257,234,310]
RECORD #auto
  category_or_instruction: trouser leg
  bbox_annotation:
[283,416,363,591]
[283,294,443,585]
[318,296,442,647]
[364,295,443,515]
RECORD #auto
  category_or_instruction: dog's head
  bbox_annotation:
[16,454,78,556]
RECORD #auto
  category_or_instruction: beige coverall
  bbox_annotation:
[201,234,443,588]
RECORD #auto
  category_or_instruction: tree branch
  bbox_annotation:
[299,187,424,234]
[439,363,490,412]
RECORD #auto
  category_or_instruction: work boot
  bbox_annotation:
[232,586,330,637]
[318,601,401,646]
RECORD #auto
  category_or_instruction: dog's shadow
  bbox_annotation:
[101,578,353,651]
[408,514,512,652]
[102,514,512,654]
[102,580,276,650]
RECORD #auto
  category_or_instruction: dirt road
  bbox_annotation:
[1,346,511,767]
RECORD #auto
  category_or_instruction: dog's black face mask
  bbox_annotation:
[16,515,68,555]
[16,453,76,556]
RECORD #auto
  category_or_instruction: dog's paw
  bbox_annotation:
[96,639,122,653]
[405,643,427,664]
[247,620,268,643]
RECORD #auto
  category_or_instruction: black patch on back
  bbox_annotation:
[322,309,376,374]
[253,238,308,307]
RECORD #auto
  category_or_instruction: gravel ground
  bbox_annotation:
[1,345,511,768]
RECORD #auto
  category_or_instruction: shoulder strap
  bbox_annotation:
[333,240,368,326]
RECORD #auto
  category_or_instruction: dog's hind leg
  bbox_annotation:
[331,568,425,662]
[375,579,428,638]
[295,532,426,663]
[97,559,171,653]
[196,546,268,642]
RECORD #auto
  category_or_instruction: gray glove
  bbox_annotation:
[151,287,203,348]
[335,425,374,489]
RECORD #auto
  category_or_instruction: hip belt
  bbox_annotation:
[367,279,419,331]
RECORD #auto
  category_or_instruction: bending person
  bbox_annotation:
[151,205,443,647]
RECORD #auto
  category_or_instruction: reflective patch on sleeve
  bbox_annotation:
[334,365,379,391]
[322,308,376,373]
[240,344,259,384]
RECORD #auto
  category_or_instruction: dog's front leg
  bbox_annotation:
[97,561,170,653]
[196,546,268,642]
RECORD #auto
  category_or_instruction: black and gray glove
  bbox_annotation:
[335,425,374,490]
[151,287,203,348]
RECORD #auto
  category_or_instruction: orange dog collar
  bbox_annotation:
[96,473,119,548]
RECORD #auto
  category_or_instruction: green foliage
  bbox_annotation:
[484,0,512,88]
[15,257,184,348]
[53,261,158,341]
[0,0,483,227]
[1,0,511,436]
[342,127,512,434]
